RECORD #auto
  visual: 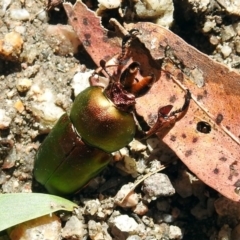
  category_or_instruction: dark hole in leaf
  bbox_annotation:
[235,187,240,195]
[196,121,211,134]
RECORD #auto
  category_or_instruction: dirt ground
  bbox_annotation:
[1,0,240,239]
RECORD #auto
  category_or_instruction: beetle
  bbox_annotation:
[34,29,191,196]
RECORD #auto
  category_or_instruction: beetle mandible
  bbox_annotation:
[34,29,191,196]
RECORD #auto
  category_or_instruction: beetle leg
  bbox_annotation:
[168,89,191,117]
[144,105,174,138]
[130,74,155,97]
[120,61,156,97]
[120,62,140,88]
[141,90,191,138]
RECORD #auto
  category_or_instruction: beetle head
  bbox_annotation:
[91,29,155,112]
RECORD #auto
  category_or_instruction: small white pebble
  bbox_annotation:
[88,220,112,240]
[221,45,232,58]
[115,183,139,208]
[0,0,12,16]
[133,201,148,215]
[142,173,175,198]
[37,10,49,22]
[0,32,23,61]
[162,213,174,223]
[10,8,30,21]
[169,225,183,239]
[98,0,121,9]
[134,0,174,28]
[62,216,86,239]
[127,236,142,240]
[129,139,146,151]
[71,71,92,96]
[118,147,129,156]
[7,90,15,99]
[136,158,147,174]
[0,109,11,129]
[32,102,64,122]
[29,84,42,96]
[125,155,137,168]
[202,21,216,33]
[16,78,32,93]
[112,215,138,233]
[14,26,26,35]
[13,180,19,189]
[84,199,100,215]
[209,35,219,45]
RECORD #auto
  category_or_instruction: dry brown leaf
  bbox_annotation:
[63,1,121,66]
[64,2,240,201]
[129,22,240,202]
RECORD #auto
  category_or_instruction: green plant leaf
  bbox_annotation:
[0,193,78,231]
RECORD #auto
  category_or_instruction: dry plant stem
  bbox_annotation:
[119,164,168,205]
[109,18,129,36]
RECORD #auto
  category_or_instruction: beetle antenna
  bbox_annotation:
[99,60,111,78]
[99,59,121,82]
[118,29,140,64]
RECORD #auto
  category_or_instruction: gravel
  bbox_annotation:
[1,0,240,239]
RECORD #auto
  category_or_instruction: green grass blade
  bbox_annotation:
[0,193,78,231]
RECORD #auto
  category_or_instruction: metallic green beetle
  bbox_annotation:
[34,30,191,196]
